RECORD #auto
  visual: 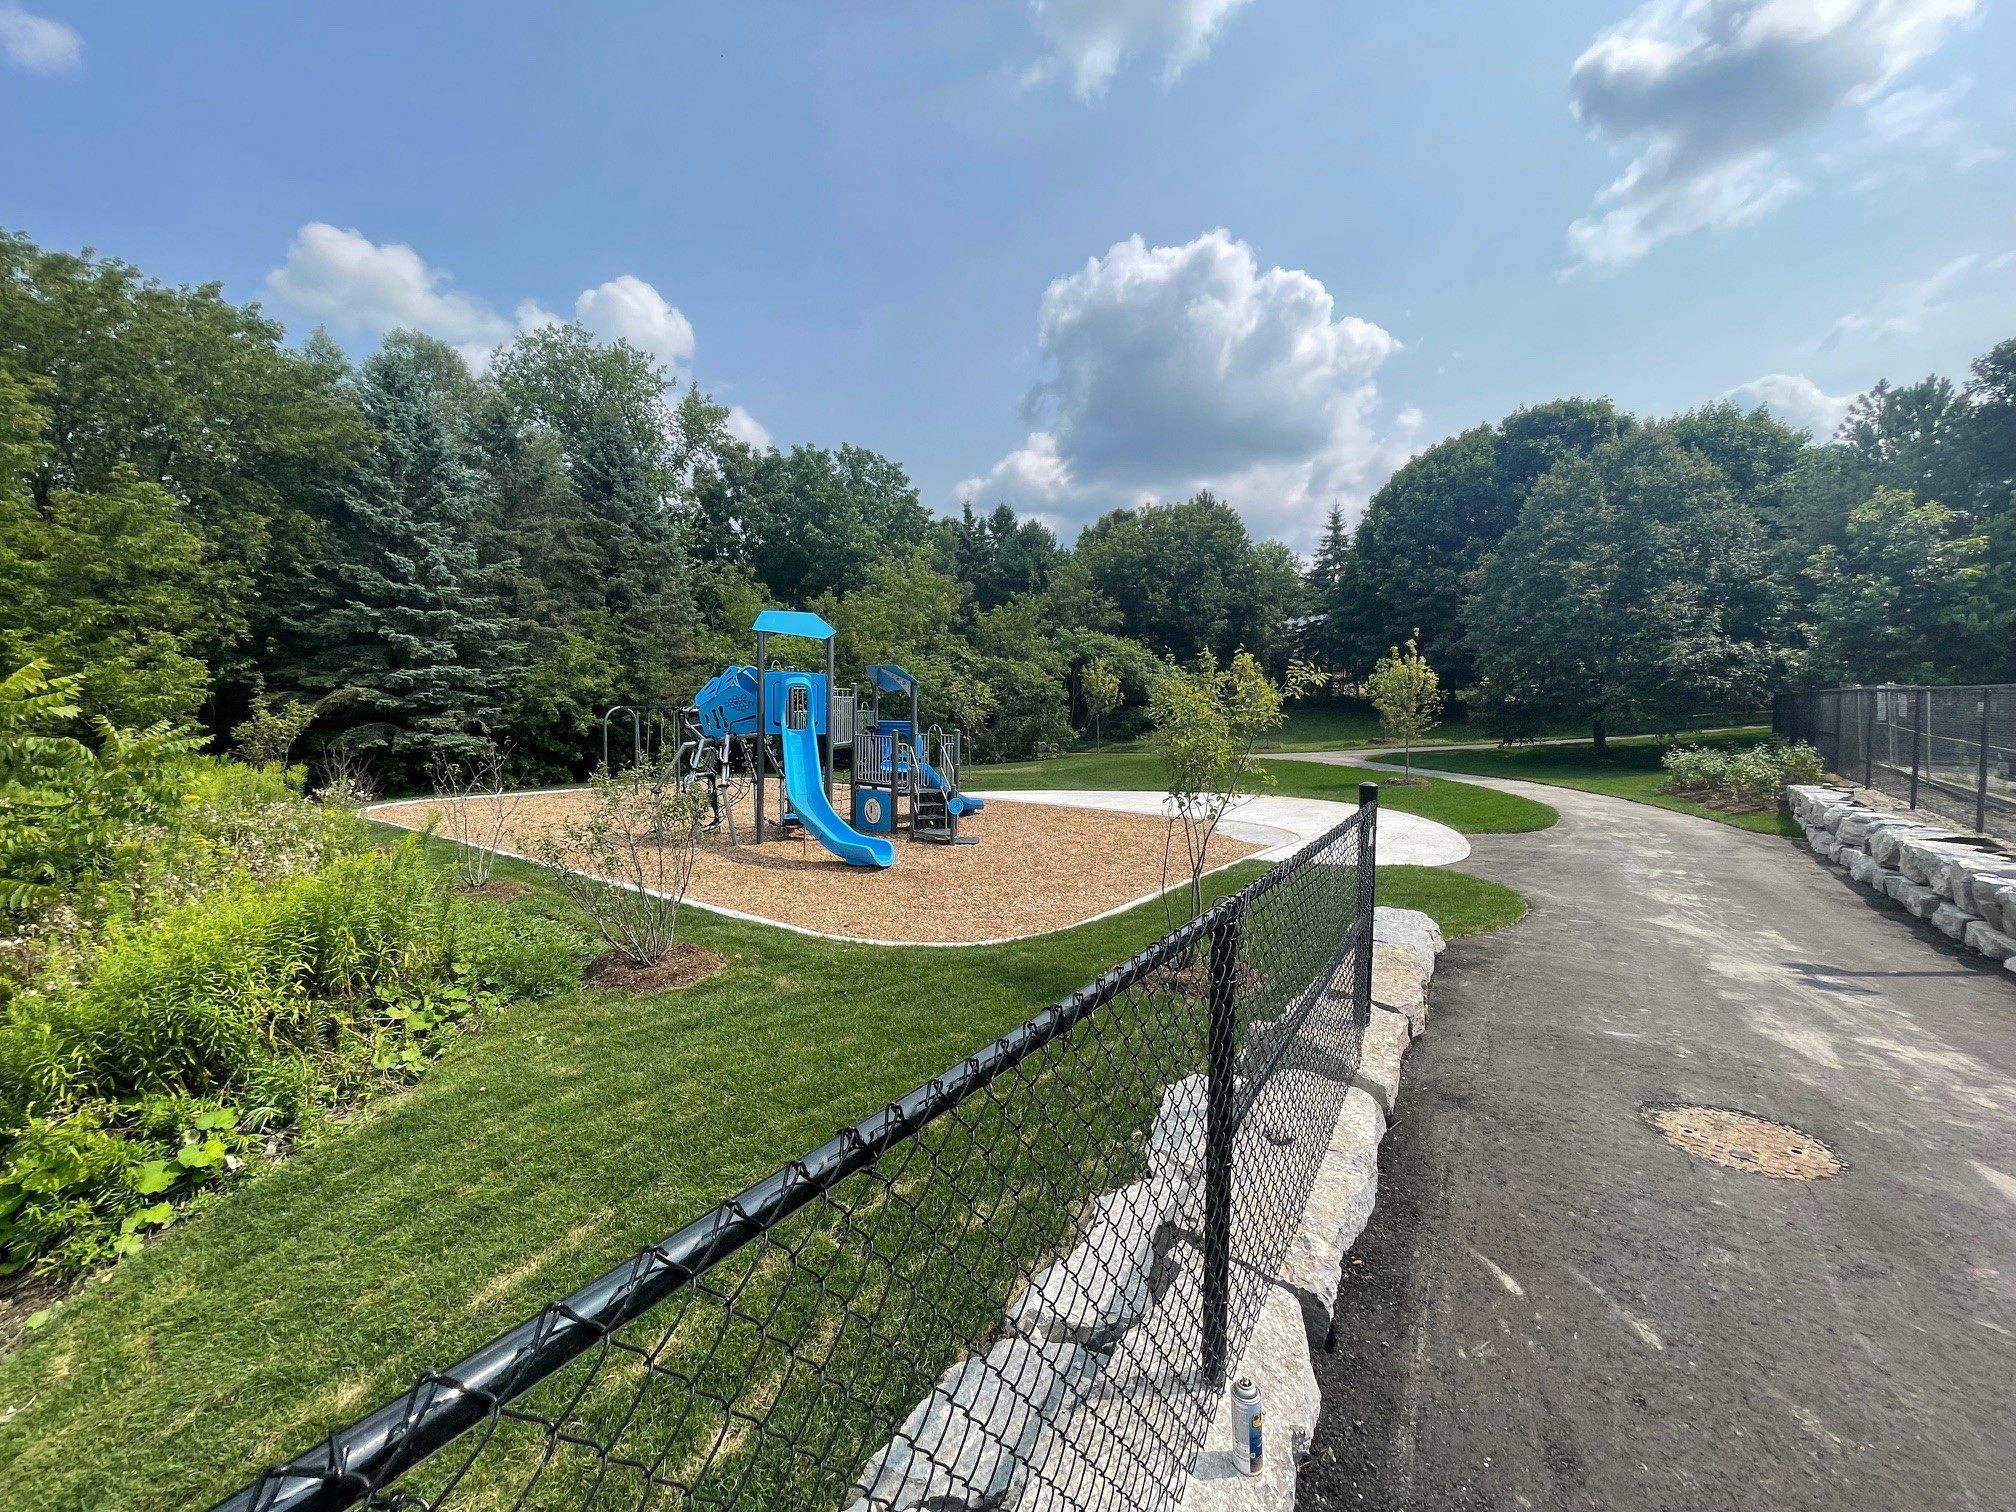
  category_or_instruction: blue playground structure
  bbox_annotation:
[682,611,982,869]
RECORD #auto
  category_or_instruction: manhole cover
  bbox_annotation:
[1643,1105,1841,1180]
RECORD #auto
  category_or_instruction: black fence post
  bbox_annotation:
[1910,686,1925,810]
[1355,782,1379,1030]
[1978,688,1994,834]
[1863,689,1874,789]
[1201,905,1240,1392]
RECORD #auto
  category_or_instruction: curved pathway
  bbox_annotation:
[1287,762,2016,1511]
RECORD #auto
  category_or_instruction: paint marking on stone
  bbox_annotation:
[1470,1250,1525,1297]
[1566,1266,1665,1351]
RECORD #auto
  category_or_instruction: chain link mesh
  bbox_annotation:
[217,804,1375,1512]
[1778,685,2015,842]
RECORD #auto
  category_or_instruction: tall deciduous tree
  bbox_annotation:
[1466,432,1778,752]
[279,335,517,763]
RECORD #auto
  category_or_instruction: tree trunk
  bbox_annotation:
[1592,717,1608,758]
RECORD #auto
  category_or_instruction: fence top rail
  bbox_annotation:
[1783,683,2016,696]
[215,793,1379,1512]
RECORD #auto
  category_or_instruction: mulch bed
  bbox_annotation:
[374,789,1260,944]
[584,945,728,993]
[458,881,530,902]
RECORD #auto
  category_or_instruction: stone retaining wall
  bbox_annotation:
[1788,784,2016,970]
[844,907,1445,1512]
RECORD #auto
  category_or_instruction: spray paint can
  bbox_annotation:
[1233,1376,1263,1475]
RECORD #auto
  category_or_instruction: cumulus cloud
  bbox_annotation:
[1022,0,1252,100]
[958,230,1416,548]
[724,405,773,451]
[1566,0,1980,271]
[1825,250,2015,344]
[0,3,79,72]
[265,223,701,382]
[1724,372,1861,437]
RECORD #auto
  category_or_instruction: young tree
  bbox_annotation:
[1149,649,1321,920]
[1081,655,1122,750]
[529,762,706,968]
[1362,632,1444,780]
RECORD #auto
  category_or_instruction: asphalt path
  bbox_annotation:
[1290,767,2016,1511]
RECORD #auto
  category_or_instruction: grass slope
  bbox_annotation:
[971,750,1558,835]
[1369,728,1799,835]
[0,835,1520,1512]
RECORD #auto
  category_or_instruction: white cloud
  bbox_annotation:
[265,223,701,381]
[1857,73,2003,171]
[574,275,696,382]
[1022,0,1252,101]
[0,2,79,72]
[958,230,1415,548]
[724,405,773,451]
[1824,250,2015,344]
[1566,0,1980,271]
[1724,372,1860,436]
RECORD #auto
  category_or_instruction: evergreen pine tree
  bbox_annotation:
[280,334,518,765]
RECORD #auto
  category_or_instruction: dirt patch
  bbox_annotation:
[373,788,1261,943]
[458,880,530,902]
[584,945,727,993]
[1644,1104,1842,1180]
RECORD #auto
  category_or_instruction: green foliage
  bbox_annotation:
[229,693,317,769]
[1660,741,1823,809]
[1466,430,1778,750]
[1362,633,1444,778]
[0,662,197,920]
[1149,650,1322,916]
[1081,656,1122,749]
[0,837,581,1274]
[1076,493,1305,668]
[1801,489,1993,684]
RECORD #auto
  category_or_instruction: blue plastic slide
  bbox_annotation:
[778,683,895,869]
[916,760,985,816]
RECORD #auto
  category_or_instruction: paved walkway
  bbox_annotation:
[1294,773,2016,1512]
[970,788,1470,865]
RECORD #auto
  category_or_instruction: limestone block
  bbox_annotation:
[1010,1185,1160,1350]
[1869,823,1961,868]
[1147,1074,1208,1185]
[1948,860,2016,917]
[1179,1286,1323,1511]
[1899,881,1944,919]
[1833,841,1866,868]
[1847,852,1895,890]
[1352,1007,1409,1114]
[1975,877,2016,936]
[1880,872,1913,902]
[1372,907,1444,979]
[1898,838,1982,888]
[1278,1147,1377,1317]
[1931,902,1979,942]
[1835,810,1887,846]
[1963,920,2016,962]
[1371,943,1428,1036]
[845,1336,1091,1511]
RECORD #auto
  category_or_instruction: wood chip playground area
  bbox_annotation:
[371,788,1263,944]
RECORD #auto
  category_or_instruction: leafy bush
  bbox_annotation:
[0,839,584,1275]
[529,762,704,966]
[1660,741,1822,809]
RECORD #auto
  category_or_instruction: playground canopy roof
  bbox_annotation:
[866,663,918,695]
[751,609,836,642]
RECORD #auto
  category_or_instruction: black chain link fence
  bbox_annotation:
[1777,685,2016,843]
[213,788,1382,1512]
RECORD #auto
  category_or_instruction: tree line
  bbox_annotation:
[1309,351,2016,749]
[0,230,1302,783]
[3,225,2011,776]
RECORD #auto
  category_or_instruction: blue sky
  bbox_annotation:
[3,0,2013,549]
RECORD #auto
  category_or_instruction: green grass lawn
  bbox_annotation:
[1368,728,1800,836]
[0,830,1523,1512]
[971,749,1558,834]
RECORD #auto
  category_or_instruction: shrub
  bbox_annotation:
[529,762,705,967]
[1660,741,1821,809]
[0,839,583,1275]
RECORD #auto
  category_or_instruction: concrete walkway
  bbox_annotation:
[970,788,1471,865]
[1295,772,2016,1512]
